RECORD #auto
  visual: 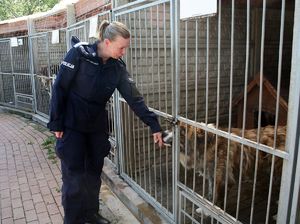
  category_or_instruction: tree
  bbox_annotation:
[0,0,59,21]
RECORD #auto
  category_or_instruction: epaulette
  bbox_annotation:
[118,58,126,67]
[73,42,89,48]
[75,43,96,58]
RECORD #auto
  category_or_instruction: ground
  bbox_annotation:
[0,108,140,224]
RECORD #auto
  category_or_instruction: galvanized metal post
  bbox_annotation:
[277,0,300,223]
[8,39,17,108]
[111,8,123,174]
[172,0,180,222]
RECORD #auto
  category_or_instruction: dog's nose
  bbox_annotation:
[162,130,173,146]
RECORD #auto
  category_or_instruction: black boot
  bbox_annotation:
[85,213,111,224]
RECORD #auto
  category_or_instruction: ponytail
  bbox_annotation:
[98,20,130,41]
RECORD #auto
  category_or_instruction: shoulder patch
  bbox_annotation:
[75,44,96,58]
[61,61,75,69]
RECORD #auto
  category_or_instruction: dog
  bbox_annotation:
[165,122,286,213]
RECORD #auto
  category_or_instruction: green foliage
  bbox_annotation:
[42,135,56,147]
[42,135,58,164]
[0,0,59,21]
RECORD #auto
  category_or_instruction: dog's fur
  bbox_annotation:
[177,122,286,208]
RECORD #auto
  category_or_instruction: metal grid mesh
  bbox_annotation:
[11,37,30,73]
[14,74,32,95]
[120,101,173,213]
[117,2,172,114]
[0,73,14,105]
[115,0,174,215]
[0,41,12,73]
[176,0,292,223]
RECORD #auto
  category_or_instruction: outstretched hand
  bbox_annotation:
[153,132,163,147]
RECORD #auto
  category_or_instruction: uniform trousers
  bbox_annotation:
[55,128,111,224]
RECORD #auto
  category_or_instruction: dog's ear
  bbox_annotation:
[196,127,205,138]
[195,127,216,145]
[206,131,216,144]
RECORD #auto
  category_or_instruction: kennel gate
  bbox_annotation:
[0,37,34,111]
[111,0,300,223]
[30,33,55,117]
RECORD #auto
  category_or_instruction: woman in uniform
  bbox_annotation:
[48,20,163,224]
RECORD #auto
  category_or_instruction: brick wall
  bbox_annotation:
[34,11,67,32]
[0,20,28,38]
[75,0,111,21]
[0,0,112,37]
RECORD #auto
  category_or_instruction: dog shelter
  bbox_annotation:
[0,0,300,223]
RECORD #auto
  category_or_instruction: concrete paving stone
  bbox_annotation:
[1,197,12,208]
[30,185,40,194]
[50,187,61,197]
[0,182,9,190]
[11,198,22,208]
[37,211,51,224]
[18,177,28,185]
[48,180,59,189]
[21,191,32,201]
[19,183,30,193]
[13,207,25,219]
[1,207,13,219]
[43,194,55,204]
[1,218,14,224]
[34,201,47,213]
[23,199,35,211]
[40,186,51,195]
[47,203,60,215]
[11,189,21,199]
[14,218,27,224]
[27,221,39,224]
[25,209,38,222]
[50,213,63,224]
[32,193,44,204]
[0,189,10,198]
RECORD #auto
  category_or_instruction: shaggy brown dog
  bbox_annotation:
[178,122,286,209]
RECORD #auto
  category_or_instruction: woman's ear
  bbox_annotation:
[104,38,111,47]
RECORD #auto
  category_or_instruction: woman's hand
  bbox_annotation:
[54,131,63,139]
[153,132,163,147]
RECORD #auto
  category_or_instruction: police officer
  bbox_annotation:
[47,20,163,224]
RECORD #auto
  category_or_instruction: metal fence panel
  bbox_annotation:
[0,73,15,106]
[30,34,51,116]
[175,0,293,224]
[0,40,15,106]
[11,37,30,73]
[0,40,13,73]
[114,0,174,221]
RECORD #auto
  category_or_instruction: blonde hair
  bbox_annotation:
[98,20,130,41]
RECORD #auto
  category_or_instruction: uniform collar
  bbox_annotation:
[92,41,117,68]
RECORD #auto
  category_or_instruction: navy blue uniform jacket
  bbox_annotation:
[47,41,162,133]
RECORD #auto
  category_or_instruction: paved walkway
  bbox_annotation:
[0,109,140,224]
